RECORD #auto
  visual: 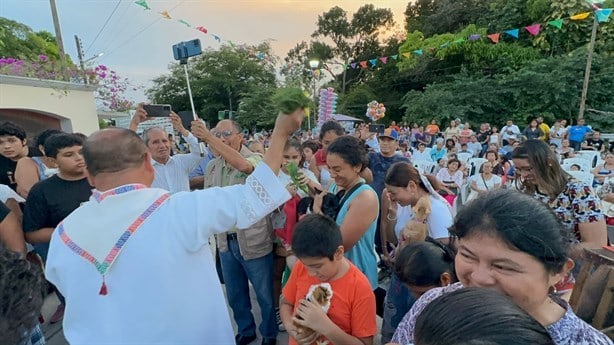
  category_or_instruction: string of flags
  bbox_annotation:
[332,8,612,71]
[133,0,272,62]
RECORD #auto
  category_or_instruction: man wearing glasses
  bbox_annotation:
[129,109,201,194]
[195,119,278,345]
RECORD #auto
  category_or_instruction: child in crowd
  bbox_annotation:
[280,214,376,345]
[22,133,92,324]
[569,164,581,171]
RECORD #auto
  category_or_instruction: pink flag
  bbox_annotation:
[380,57,388,64]
[487,33,500,43]
[525,24,541,36]
[196,26,208,34]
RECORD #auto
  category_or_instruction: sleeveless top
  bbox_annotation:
[32,157,57,180]
[329,182,379,289]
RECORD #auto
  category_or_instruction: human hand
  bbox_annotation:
[273,109,304,138]
[287,184,297,196]
[292,327,320,345]
[293,298,331,335]
[169,112,187,134]
[385,191,398,218]
[130,103,150,127]
[190,120,210,141]
[312,190,325,214]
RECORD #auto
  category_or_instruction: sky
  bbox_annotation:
[0,0,408,102]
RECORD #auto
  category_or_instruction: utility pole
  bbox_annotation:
[578,13,599,120]
[75,35,88,84]
[49,0,67,79]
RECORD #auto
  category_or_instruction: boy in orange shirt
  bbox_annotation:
[280,214,377,345]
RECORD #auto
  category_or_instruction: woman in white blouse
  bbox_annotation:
[466,161,502,202]
[436,159,464,196]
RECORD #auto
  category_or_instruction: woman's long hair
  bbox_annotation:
[512,140,570,199]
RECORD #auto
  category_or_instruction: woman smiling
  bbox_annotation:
[391,189,613,345]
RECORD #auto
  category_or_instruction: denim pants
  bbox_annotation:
[220,237,278,340]
[381,273,416,344]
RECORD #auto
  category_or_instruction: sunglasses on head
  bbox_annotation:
[212,130,235,138]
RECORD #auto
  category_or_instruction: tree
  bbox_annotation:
[147,43,278,125]
[0,17,64,62]
[404,0,491,37]
[310,4,395,93]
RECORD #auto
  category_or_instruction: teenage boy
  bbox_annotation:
[0,122,41,190]
[280,214,376,345]
[23,133,92,324]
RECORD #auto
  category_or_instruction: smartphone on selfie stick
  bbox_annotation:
[172,39,204,156]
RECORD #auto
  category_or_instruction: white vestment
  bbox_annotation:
[45,164,290,344]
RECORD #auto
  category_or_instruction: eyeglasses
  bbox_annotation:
[211,130,236,139]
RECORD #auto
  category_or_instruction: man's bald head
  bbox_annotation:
[84,128,148,176]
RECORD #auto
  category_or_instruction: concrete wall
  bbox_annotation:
[0,75,100,135]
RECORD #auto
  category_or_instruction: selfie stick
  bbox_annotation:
[174,39,205,157]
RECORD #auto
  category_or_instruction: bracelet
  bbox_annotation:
[387,213,397,221]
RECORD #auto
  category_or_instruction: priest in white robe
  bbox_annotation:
[45,108,304,344]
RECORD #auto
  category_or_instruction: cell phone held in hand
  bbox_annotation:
[369,124,385,134]
[143,104,172,117]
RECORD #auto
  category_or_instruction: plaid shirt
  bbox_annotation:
[27,324,45,345]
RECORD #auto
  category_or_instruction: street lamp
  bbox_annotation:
[308,59,320,130]
[84,52,104,63]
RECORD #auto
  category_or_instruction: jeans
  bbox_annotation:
[381,273,416,344]
[570,140,582,152]
[220,237,277,340]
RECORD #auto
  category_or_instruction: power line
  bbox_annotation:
[85,0,123,54]
[101,0,185,60]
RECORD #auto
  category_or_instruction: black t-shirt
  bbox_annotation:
[585,138,604,151]
[0,146,43,191]
[368,152,410,199]
[477,130,491,144]
[23,175,92,261]
[0,201,10,223]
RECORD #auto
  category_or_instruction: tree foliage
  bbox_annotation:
[147,43,278,127]
[0,17,64,62]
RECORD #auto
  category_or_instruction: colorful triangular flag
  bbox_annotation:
[468,34,481,41]
[160,11,172,19]
[597,9,612,22]
[359,61,368,69]
[350,62,358,69]
[391,54,398,60]
[134,0,150,10]
[487,33,500,43]
[453,38,465,44]
[547,19,564,29]
[439,42,450,48]
[212,35,221,42]
[570,12,591,20]
[380,57,388,64]
[525,24,541,36]
[413,49,423,56]
[504,29,519,38]
[369,58,377,67]
[178,19,191,27]
[402,52,411,58]
[196,26,208,34]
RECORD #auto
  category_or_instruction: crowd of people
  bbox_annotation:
[0,109,612,345]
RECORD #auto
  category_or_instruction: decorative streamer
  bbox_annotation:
[134,0,150,10]
[468,34,481,41]
[570,12,591,20]
[178,19,191,27]
[350,62,357,69]
[196,26,208,34]
[413,50,423,56]
[391,54,398,60]
[380,57,388,64]
[212,35,221,42]
[597,8,612,22]
[524,24,541,36]
[547,19,564,29]
[369,58,377,66]
[504,29,519,38]
[402,52,411,58]
[487,33,500,43]
[160,11,172,19]
[359,61,368,69]
[453,38,465,44]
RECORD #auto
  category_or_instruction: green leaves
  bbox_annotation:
[286,162,310,196]
[272,88,312,114]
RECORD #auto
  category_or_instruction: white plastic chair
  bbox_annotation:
[412,159,436,175]
[562,158,592,173]
[566,170,595,186]
[575,150,601,168]
[467,158,487,176]
[457,152,472,164]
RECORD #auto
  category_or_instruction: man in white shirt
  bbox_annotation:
[44,106,304,344]
[130,111,201,194]
[501,120,521,146]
